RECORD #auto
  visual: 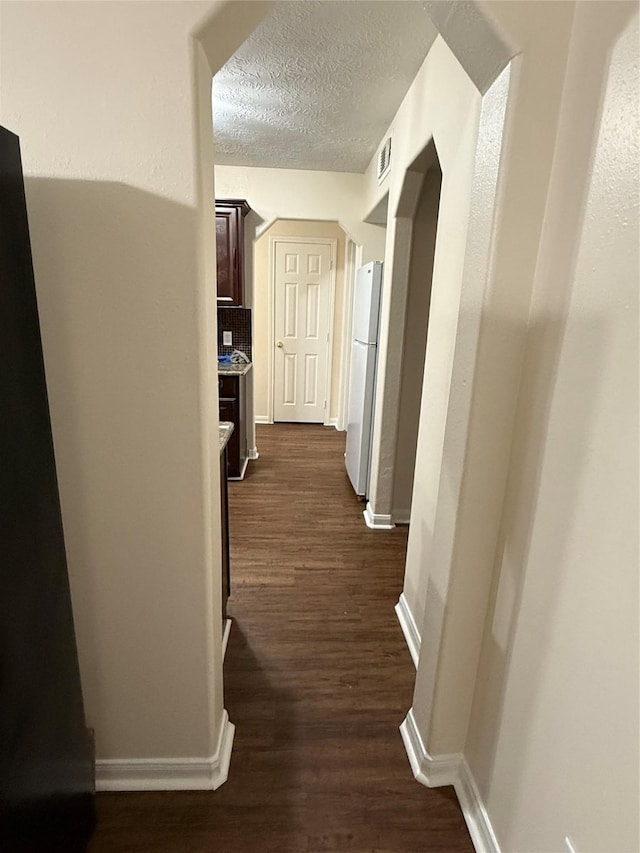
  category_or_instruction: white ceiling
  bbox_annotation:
[212,1,438,174]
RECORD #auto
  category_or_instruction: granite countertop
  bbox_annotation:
[219,421,234,455]
[218,361,253,377]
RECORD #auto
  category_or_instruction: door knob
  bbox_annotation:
[276,341,284,348]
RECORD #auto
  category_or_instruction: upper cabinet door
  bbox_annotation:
[215,206,240,305]
[215,199,250,306]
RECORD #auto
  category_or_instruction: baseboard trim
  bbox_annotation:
[400,709,460,787]
[394,594,420,668]
[248,447,260,460]
[254,415,271,425]
[363,502,395,530]
[400,709,499,853]
[228,457,249,481]
[222,618,232,660]
[96,710,235,792]
[456,756,501,853]
[327,417,342,431]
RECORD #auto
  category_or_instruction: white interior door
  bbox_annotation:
[273,240,332,423]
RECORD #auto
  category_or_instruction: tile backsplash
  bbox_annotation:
[217,307,252,361]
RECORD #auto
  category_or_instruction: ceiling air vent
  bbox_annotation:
[377,137,392,183]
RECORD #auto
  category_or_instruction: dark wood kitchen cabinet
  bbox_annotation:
[215,199,250,306]
[220,446,230,621]
[219,373,247,479]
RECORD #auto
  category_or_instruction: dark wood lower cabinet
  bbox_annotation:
[218,374,247,479]
[220,447,230,622]
[219,396,239,476]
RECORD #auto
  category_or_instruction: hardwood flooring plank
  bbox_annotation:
[90,424,473,852]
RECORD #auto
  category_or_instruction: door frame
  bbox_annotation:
[268,235,337,426]
[337,239,362,432]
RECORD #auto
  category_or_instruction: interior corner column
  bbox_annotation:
[366,216,413,521]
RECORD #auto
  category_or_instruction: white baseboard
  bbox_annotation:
[248,447,260,460]
[96,710,235,792]
[394,593,421,668]
[222,618,232,660]
[256,415,341,432]
[228,456,249,481]
[400,709,499,853]
[456,756,501,853]
[400,709,460,787]
[363,501,395,530]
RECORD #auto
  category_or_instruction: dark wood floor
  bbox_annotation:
[90,424,473,852]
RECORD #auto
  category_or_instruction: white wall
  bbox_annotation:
[252,219,347,423]
[0,0,271,772]
[465,5,639,851]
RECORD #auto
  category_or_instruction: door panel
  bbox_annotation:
[284,354,296,405]
[306,283,320,338]
[285,252,298,274]
[304,354,318,405]
[215,209,238,304]
[215,201,248,306]
[284,282,297,337]
[274,241,332,423]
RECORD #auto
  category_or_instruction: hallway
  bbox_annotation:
[92,424,473,852]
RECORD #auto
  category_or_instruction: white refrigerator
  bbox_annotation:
[345,261,383,497]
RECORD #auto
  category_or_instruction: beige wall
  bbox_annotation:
[407,56,513,748]
[362,0,579,760]
[2,4,637,843]
[465,5,639,851]
[363,36,483,533]
[411,0,591,762]
[252,220,346,424]
[364,1,638,851]
[391,165,441,522]
[214,164,385,435]
[215,164,386,263]
[0,0,272,769]
[359,32,483,553]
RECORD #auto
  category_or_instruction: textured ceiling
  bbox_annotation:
[212,1,437,173]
